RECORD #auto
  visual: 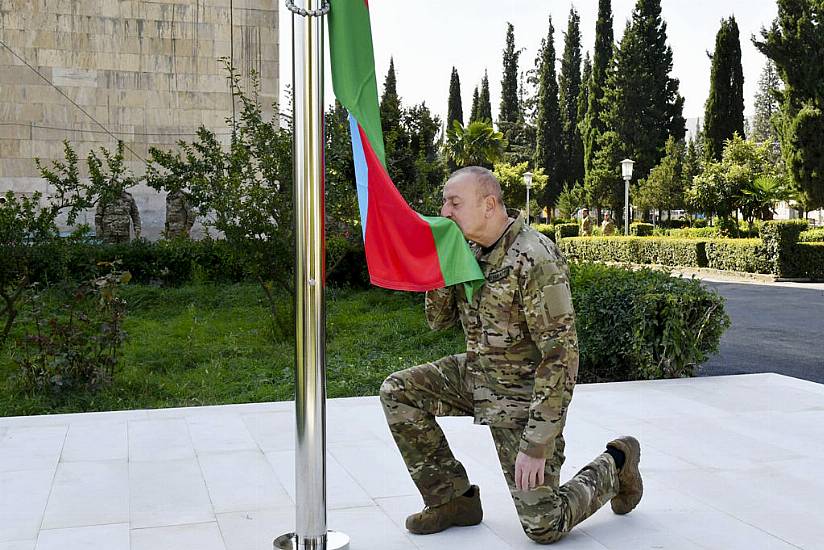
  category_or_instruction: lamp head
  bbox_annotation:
[620,158,634,179]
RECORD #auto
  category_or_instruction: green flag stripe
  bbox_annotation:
[328,0,386,166]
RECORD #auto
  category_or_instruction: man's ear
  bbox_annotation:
[485,195,497,217]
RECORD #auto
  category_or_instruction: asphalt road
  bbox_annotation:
[696,281,824,383]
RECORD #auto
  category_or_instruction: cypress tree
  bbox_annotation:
[558,7,583,188]
[379,59,414,197]
[478,70,493,122]
[751,59,781,144]
[534,15,563,208]
[447,67,464,129]
[577,52,592,140]
[595,0,686,216]
[703,17,745,161]
[499,23,521,128]
[380,57,402,136]
[469,86,480,123]
[582,0,613,180]
[754,0,824,207]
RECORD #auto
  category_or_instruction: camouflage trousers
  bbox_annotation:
[380,353,620,544]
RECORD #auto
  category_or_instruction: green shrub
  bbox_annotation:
[799,228,824,242]
[738,219,763,238]
[13,268,130,394]
[533,224,556,242]
[555,223,579,241]
[570,263,730,381]
[657,219,689,229]
[630,222,654,236]
[12,237,368,289]
[704,239,772,274]
[761,220,809,277]
[716,217,739,237]
[559,237,708,267]
[784,242,824,280]
[666,227,722,239]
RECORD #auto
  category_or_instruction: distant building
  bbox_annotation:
[0,1,279,239]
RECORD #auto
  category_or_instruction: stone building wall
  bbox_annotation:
[0,0,279,239]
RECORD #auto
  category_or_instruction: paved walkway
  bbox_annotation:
[696,280,824,383]
[1,373,822,549]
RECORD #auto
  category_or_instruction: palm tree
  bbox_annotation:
[740,175,791,227]
[444,120,506,168]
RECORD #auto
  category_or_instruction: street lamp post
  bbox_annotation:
[621,159,634,235]
[523,171,533,225]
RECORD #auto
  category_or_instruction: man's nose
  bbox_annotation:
[441,204,451,218]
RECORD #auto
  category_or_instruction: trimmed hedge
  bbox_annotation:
[14,237,371,288]
[799,228,824,242]
[704,239,771,274]
[555,223,579,241]
[558,220,822,279]
[533,224,556,242]
[630,222,654,236]
[761,220,809,277]
[558,237,707,268]
[665,227,722,239]
[787,243,824,279]
[570,263,730,381]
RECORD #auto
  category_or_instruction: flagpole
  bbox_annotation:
[275,1,349,549]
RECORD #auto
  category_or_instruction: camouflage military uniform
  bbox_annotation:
[164,190,195,239]
[95,191,141,244]
[580,215,593,236]
[601,219,616,236]
[380,211,619,543]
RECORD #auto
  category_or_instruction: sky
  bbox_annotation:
[279,0,779,127]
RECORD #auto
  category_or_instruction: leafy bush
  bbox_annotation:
[13,267,130,394]
[630,222,654,236]
[666,227,722,239]
[533,224,556,242]
[559,237,708,267]
[570,263,730,381]
[657,219,689,229]
[761,220,809,277]
[555,223,579,241]
[799,228,824,242]
[704,239,772,274]
[784,243,824,280]
[13,237,369,289]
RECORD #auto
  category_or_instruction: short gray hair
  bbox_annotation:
[448,166,505,209]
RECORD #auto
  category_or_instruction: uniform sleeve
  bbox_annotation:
[424,286,458,331]
[94,203,103,233]
[184,198,195,230]
[130,196,142,238]
[518,259,578,459]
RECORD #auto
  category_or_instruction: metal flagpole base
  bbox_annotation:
[273,531,350,549]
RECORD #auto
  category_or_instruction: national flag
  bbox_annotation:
[328,0,484,297]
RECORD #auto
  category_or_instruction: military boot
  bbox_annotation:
[607,436,643,514]
[405,485,483,534]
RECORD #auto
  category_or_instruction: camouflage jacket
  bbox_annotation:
[601,219,616,236]
[425,211,579,459]
[95,191,141,243]
[581,215,593,236]
[165,190,195,238]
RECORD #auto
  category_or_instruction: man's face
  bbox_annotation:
[604,213,610,220]
[582,210,589,218]
[441,175,489,242]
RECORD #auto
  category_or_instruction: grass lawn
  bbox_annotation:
[0,283,465,417]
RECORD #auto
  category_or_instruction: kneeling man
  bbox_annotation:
[380,166,642,544]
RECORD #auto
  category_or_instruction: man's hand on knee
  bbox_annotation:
[515,451,546,491]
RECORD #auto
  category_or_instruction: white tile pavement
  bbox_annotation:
[0,373,820,549]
